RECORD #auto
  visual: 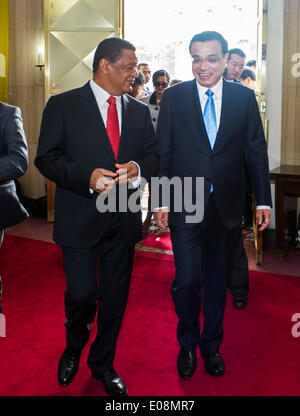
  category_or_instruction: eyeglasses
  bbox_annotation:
[154,81,169,88]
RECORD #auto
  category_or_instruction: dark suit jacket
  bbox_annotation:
[0,102,28,229]
[35,82,159,248]
[156,79,272,230]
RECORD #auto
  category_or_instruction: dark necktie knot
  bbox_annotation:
[108,96,116,106]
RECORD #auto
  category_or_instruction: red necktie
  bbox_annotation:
[106,96,120,159]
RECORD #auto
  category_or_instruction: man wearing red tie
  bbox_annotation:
[35,38,158,396]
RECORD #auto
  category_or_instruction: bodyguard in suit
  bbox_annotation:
[35,38,158,396]
[0,102,28,313]
[155,31,271,379]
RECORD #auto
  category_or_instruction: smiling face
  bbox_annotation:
[97,49,138,96]
[190,40,227,89]
[154,76,169,96]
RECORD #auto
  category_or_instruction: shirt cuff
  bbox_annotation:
[153,206,169,212]
[256,205,271,210]
[129,161,141,188]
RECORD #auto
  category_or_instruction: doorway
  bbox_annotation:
[124,0,259,81]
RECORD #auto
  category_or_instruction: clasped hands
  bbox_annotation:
[90,162,138,194]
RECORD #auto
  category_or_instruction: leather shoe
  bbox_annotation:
[92,370,128,396]
[233,294,248,309]
[57,350,80,386]
[203,352,225,377]
[177,348,197,379]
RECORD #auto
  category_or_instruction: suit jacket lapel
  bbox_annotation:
[213,80,231,152]
[117,94,130,160]
[185,79,212,153]
[79,82,115,159]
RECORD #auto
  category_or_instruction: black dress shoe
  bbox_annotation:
[177,348,197,380]
[203,352,225,377]
[57,350,80,386]
[233,294,248,309]
[92,370,128,396]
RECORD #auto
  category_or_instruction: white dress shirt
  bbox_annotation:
[89,79,141,189]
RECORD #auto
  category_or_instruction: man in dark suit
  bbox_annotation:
[155,31,271,379]
[0,102,28,313]
[35,38,159,396]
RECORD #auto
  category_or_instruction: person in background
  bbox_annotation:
[137,62,152,96]
[224,48,246,82]
[224,48,252,309]
[246,60,256,71]
[0,101,29,313]
[140,69,170,234]
[169,79,182,86]
[128,71,145,99]
[240,67,256,91]
[35,38,159,397]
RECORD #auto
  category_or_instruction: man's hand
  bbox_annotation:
[115,162,138,185]
[256,209,271,232]
[90,168,117,194]
[154,210,169,229]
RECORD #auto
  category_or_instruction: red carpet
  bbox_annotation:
[1,234,300,396]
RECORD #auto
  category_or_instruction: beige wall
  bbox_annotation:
[282,0,300,165]
[9,0,45,199]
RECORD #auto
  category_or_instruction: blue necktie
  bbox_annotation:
[203,89,217,149]
[203,89,217,192]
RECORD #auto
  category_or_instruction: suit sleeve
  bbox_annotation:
[244,92,272,207]
[0,106,28,182]
[35,97,94,197]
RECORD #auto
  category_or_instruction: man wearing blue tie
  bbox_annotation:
[155,31,271,379]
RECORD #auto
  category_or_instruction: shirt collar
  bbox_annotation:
[90,79,122,108]
[196,77,223,99]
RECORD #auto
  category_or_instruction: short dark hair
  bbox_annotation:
[246,59,256,68]
[133,71,145,85]
[93,37,136,73]
[240,67,256,81]
[137,62,149,69]
[152,70,170,84]
[189,31,228,56]
[228,48,246,60]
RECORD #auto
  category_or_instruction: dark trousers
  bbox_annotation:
[228,228,249,296]
[60,214,135,374]
[170,194,235,357]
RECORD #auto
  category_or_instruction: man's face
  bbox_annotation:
[139,65,151,84]
[191,40,227,89]
[226,53,245,81]
[106,49,138,95]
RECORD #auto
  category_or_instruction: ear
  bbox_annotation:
[99,58,111,74]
